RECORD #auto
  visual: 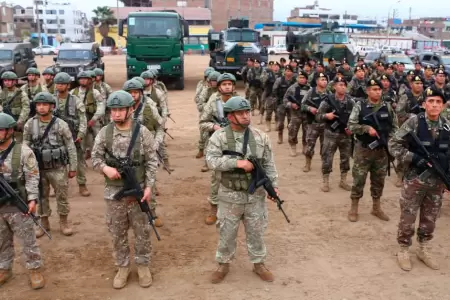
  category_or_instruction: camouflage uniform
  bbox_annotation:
[21,83,48,102]
[260,67,277,123]
[0,87,30,125]
[240,65,251,99]
[272,76,296,141]
[247,66,263,113]
[196,75,219,156]
[93,80,113,122]
[396,91,425,126]
[347,78,367,99]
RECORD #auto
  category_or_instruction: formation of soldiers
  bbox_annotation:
[194,56,450,281]
[0,66,171,289]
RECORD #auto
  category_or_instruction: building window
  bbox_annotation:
[61,29,66,34]
[46,9,57,14]
[48,29,58,33]
[59,19,65,25]
[36,9,43,14]
[446,26,450,32]
[59,10,64,15]
[177,1,187,6]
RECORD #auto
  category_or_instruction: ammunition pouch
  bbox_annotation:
[37,146,69,170]
[220,170,251,191]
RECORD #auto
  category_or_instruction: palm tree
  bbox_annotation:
[92,6,117,47]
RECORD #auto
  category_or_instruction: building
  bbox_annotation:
[389,17,450,40]
[0,3,15,39]
[13,5,37,38]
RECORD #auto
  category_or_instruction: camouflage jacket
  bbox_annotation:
[144,85,168,123]
[0,87,30,124]
[133,96,164,146]
[395,91,424,126]
[300,87,328,114]
[21,83,48,99]
[196,85,218,112]
[247,67,263,87]
[316,94,355,123]
[55,93,87,140]
[283,83,311,109]
[70,86,105,121]
[93,81,113,100]
[347,78,367,97]
[199,91,239,133]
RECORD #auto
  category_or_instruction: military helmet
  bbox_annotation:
[132,76,146,87]
[0,112,16,129]
[217,73,236,85]
[204,67,214,77]
[107,90,135,108]
[54,72,72,84]
[26,67,40,75]
[87,70,96,78]
[1,71,18,80]
[122,79,143,91]
[93,68,104,76]
[33,92,56,104]
[42,67,55,75]
[223,96,251,114]
[141,71,156,79]
[77,71,91,79]
[208,71,221,81]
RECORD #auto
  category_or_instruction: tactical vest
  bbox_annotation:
[0,143,27,207]
[0,88,22,120]
[249,68,262,88]
[294,84,309,102]
[133,100,158,132]
[94,82,111,99]
[276,77,291,101]
[104,122,145,186]
[27,84,43,100]
[47,82,55,94]
[325,95,353,133]
[31,117,69,170]
[73,87,96,116]
[356,102,393,148]
[306,88,325,124]
[220,126,258,191]
[264,70,276,95]
[58,94,79,134]
[423,78,435,89]
[350,79,366,98]
[146,87,161,114]
[411,113,450,174]
[382,89,396,105]
[406,90,423,115]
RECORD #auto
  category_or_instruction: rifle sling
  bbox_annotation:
[0,140,16,166]
[5,90,21,107]
[39,116,57,144]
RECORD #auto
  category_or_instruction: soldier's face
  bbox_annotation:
[367,86,382,101]
[111,107,133,123]
[317,77,327,88]
[0,128,13,143]
[273,65,280,72]
[219,81,233,94]
[334,82,346,95]
[55,83,69,92]
[297,76,307,85]
[285,70,293,79]
[79,78,89,86]
[144,78,154,87]
[381,79,390,89]
[343,64,349,70]
[254,62,261,68]
[228,110,250,126]
[209,80,217,88]
[435,74,445,84]
[36,103,53,115]
[43,74,53,82]
[129,90,141,101]
[356,70,365,79]
[425,69,433,77]
[27,74,38,82]
[424,96,444,118]
[377,66,384,72]
[412,81,423,93]
[304,66,311,73]
[95,75,102,81]
[397,65,405,72]
[386,68,393,75]
[3,79,14,88]
[415,64,422,70]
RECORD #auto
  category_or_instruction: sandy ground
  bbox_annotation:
[1,54,450,300]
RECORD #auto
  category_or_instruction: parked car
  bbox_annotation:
[0,42,37,82]
[267,44,288,55]
[418,53,450,74]
[355,46,376,57]
[364,51,414,71]
[32,45,57,55]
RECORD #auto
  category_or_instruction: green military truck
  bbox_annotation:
[208,17,268,76]
[119,10,189,90]
[286,27,356,67]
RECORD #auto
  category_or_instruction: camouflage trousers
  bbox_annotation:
[0,212,42,270]
[105,198,152,267]
[321,130,352,175]
[209,171,220,206]
[40,167,70,217]
[244,83,250,99]
[351,143,388,200]
[84,123,101,152]
[265,97,279,122]
[216,200,268,263]
[397,175,443,246]
[198,128,209,151]
[76,145,87,186]
[276,105,291,132]
[248,87,263,111]
[158,134,169,161]
[304,123,325,158]
[260,90,272,116]
[287,110,308,146]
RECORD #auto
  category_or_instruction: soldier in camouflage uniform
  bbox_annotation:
[380,74,398,108]
[93,68,113,123]
[422,65,435,88]
[199,73,238,225]
[196,67,214,99]
[347,66,367,99]
[384,64,399,92]
[271,65,296,143]
[283,70,310,156]
[206,96,279,284]
[431,69,450,102]
[149,69,168,94]
[247,59,264,115]
[92,90,158,289]
[394,62,407,92]
[301,72,329,172]
[340,59,354,82]
[316,77,354,192]
[259,61,277,125]
[0,71,30,130]
[325,57,337,81]
[237,58,253,99]
[389,86,448,272]
[398,70,415,96]
[308,63,326,87]
[21,68,48,119]
[42,68,55,94]
[70,71,105,170]
[23,92,78,237]
[347,79,398,222]
[0,112,45,289]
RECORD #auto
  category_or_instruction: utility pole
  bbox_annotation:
[116,0,120,48]
[35,0,43,57]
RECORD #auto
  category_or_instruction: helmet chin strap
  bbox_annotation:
[229,112,249,129]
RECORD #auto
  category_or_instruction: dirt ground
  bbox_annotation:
[1,54,450,300]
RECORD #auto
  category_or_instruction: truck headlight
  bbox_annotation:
[78,66,84,72]
[261,62,265,67]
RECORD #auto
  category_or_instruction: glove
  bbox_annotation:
[412,153,428,169]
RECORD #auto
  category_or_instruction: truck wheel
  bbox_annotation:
[174,65,185,90]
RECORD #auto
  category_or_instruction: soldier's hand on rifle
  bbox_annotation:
[213,124,221,131]
[74,137,82,143]
[368,126,379,137]
[309,107,318,115]
[291,103,299,110]
[68,171,76,178]
[345,128,352,136]
[267,188,279,203]
[325,112,337,120]
[140,186,151,204]
[27,200,37,214]
[237,160,254,172]
[87,119,96,127]
[103,166,121,180]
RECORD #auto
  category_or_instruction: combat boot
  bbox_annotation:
[265,121,271,132]
[59,215,73,236]
[201,162,209,172]
[371,198,390,221]
[397,245,412,271]
[339,173,352,191]
[151,209,163,227]
[289,144,297,157]
[417,242,440,270]
[211,263,229,284]
[163,158,175,172]
[321,174,330,192]
[0,269,12,286]
[79,185,91,197]
[205,203,218,225]
[137,265,153,288]
[395,172,403,188]
[35,216,50,238]
[195,149,204,159]
[303,157,312,172]
[113,267,130,289]
[348,198,359,222]
[253,263,274,282]
[277,132,283,144]
[29,269,45,290]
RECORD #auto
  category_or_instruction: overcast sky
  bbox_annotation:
[13,0,450,21]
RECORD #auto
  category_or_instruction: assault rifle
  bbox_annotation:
[2,90,21,124]
[167,113,176,123]
[213,115,229,128]
[156,150,172,175]
[164,128,174,140]
[287,95,302,108]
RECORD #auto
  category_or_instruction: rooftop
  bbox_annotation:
[109,7,211,21]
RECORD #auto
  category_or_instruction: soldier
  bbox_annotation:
[325,57,337,81]
[21,68,48,100]
[316,77,354,192]
[396,75,425,126]
[347,66,367,100]
[279,57,286,71]
[431,69,450,102]
[199,73,237,225]
[93,68,113,124]
[258,61,276,125]
[0,112,45,289]
[398,70,415,96]
[271,65,296,143]
[385,64,399,92]
[356,57,365,67]
[150,69,168,94]
[423,65,435,88]
[23,92,78,237]
[42,68,55,94]
[380,74,398,108]
[283,70,310,156]
[301,72,329,172]
[70,70,105,169]
[389,86,448,271]
[196,67,214,98]
[237,58,253,99]
[206,96,279,283]
[340,59,354,82]
[247,59,264,115]
[347,79,398,222]
[52,72,88,198]
[371,62,385,79]
[308,63,326,87]
[413,61,423,77]
[91,90,158,289]
[394,62,407,91]
[0,71,30,130]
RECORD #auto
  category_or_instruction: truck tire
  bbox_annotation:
[174,65,185,90]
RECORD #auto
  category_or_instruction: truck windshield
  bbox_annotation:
[226,30,258,42]
[128,16,180,37]
[0,50,12,60]
[319,33,348,44]
[58,50,91,60]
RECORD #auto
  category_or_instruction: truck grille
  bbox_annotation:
[61,67,77,74]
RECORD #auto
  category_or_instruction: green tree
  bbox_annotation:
[92,6,116,26]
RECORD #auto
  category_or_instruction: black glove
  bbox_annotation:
[412,153,428,169]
